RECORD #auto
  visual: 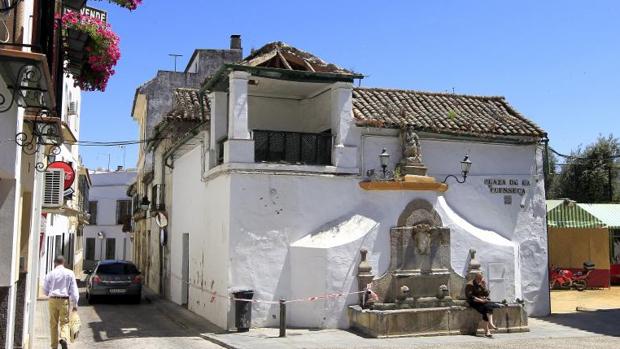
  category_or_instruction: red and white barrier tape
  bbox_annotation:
[173,272,376,305]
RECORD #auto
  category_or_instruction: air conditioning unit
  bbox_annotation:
[67,101,78,116]
[43,169,65,208]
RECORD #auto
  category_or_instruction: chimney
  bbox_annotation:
[116,165,124,172]
[230,34,242,50]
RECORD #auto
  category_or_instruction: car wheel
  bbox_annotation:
[131,294,141,304]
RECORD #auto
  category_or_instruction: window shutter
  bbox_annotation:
[43,169,64,207]
[68,101,77,115]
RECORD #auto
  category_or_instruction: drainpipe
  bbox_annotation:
[160,152,166,297]
[542,134,552,315]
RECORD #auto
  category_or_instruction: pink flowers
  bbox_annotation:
[61,12,120,91]
[94,0,143,10]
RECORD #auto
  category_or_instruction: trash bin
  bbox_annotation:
[233,290,254,332]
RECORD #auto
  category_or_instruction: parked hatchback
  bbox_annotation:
[86,260,142,304]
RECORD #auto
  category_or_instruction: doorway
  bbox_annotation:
[181,233,189,306]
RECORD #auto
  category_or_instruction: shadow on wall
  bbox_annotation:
[540,309,620,337]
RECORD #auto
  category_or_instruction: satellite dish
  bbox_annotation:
[155,212,168,228]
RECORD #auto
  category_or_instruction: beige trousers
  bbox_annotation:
[49,298,70,348]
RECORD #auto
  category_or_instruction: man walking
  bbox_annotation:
[43,256,79,349]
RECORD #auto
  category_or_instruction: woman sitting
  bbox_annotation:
[465,272,503,337]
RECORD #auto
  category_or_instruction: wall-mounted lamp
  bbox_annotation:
[442,155,472,184]
[379,148,390,177]
[366,148,395,181]
[140,196,150,211]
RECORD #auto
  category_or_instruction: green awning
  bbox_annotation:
[579,204,620,229]
[547,201,605,229]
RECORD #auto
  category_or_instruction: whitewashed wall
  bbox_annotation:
[247,92,331,134]
[170,146,231,329]
[167,135,548,330]
[82,227,132,261]
[221,136,548,329]
[82,171,136,265]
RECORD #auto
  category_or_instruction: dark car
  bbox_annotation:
[86,260,142,304]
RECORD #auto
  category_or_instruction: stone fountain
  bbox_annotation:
[349,129,528,337]
[348,199,529,337]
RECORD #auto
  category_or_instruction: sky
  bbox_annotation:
[80,0,620,170]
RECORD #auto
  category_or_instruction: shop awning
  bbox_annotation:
[546,200,605,229]
[580,204,620,229]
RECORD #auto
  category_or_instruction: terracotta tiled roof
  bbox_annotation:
[166,88,209,121]
[241,41,357,76]
[352,87,545,139]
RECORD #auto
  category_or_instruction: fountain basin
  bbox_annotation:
[348,304,528,338]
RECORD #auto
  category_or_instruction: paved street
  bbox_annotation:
[551,287,620,313]
[33,290,225,349]
[33,288,620,349]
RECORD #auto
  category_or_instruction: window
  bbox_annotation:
[54,235,62,259]
[76,227,83,252]
[116,200,132,225]
[88,201,98,225]
[85,238,96,260]
[253,130,332,165]
[105,238,116,260]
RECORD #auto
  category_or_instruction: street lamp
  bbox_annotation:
[379,148,390,177]
[140,196,150,211]
[442,155,472,184]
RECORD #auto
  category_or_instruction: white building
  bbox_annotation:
[0,1,88,347]
[84,170,137,270]
[38,74,88,280]
[143,42,549,331]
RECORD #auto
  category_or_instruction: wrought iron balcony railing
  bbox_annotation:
[254,130,332,166]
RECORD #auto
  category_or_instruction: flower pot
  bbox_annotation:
[67,28,89,43]
[63,0,87,11]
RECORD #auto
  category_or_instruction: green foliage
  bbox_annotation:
[550,134,619,203]
[394,165,402,180]
[544,148,559,197]
[447,110,457,121]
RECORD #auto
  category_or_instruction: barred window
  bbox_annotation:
[254,130,332,165]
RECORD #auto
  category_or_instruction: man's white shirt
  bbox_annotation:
[43,265,79,306]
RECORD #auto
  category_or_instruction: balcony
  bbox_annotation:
[254,130,332,166]
[1,0,59,108]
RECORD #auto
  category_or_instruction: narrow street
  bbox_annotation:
[33,289,225,349]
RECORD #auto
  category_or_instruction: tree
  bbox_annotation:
[544,147,559,198]
[553,135,619,203]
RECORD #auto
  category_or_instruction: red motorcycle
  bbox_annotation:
[550,261,595,291]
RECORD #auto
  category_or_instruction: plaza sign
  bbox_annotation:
[484,178,531,196]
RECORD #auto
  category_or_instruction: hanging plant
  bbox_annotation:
[93,0,143,10]
[61,11,120,91]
